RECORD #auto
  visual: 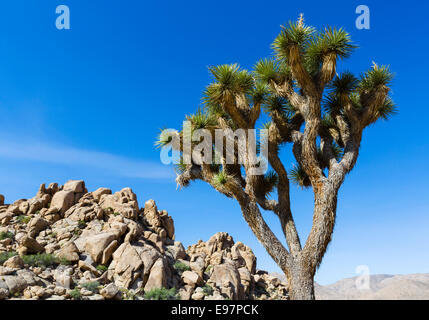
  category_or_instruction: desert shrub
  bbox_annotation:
[0,251,18,265]
[120,288,137,300]
[174,261,190,274]
[59,257,72,265]
[0,231,14,241]
[96,265,108,272]
[205,265,213,273]
[69,288,81,300]
[78,220,87,229]
[22,253,58,267]
[202,284,213,296]
[17,215,31,224]
[81,281,100,293]
[144,287,179,300]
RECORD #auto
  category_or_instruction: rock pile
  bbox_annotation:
[0,180,288,300]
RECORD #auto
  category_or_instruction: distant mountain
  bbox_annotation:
[271,272,429,300]
[316,274,429,300]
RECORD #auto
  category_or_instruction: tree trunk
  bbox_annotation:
[287,263,315,300]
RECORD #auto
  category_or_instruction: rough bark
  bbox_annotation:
[287,258,315,300]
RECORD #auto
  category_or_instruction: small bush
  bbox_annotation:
[59,257,72,265]
[0,231,14,241]
[73,229,82,237]
[81,281,100,293]
[144,287,179,300]
[202,284,213,296]
[17,215,31,224]
[22,253,58,267]
[174,261,190,274]
[120,288,137,300]
[0,251,18,265]
[69,288,81,300]
[78,220,87,229]
[205,265,213,273]
[96,265,108,272]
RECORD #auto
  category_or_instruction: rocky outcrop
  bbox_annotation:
[0,180,288,300]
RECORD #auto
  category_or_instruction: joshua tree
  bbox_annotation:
[156,15,395,300]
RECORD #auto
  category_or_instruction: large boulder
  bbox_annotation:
[143,200,175,240]
[27,216,49,238]
[182,271,203,288]
[3,256,24,269]
[49,191,75,215]
[35,183,59,199]
[91,188,112,202]
[144,258,168,292]
[63,180,86,193]
[0,288,8,300]
[84,232,117,263]
[19,236,44,254]
[108,242,160,289]
[231,242,257,274]
[209,263,244,300]
[56,241,80,263]
[46,180,87,218]
[99,188,139,220]
[64,194,104,222]
[205,232,234,256]
[100,283,120,300]
[0,210,14,225]
[2,276,28,295]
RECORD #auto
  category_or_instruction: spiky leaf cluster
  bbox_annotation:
[289,164,311,188]
[273,21,316,58]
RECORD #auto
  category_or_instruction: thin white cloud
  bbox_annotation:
[0,138,174,179]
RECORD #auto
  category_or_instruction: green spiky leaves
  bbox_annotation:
[324,67,396,123]
[253,59,291,84]
[273,21,316,59]
[254,59,278,83]
[359,64,394,92]
[211,170,230,190]
[174,157,188,175]
[289,164,311,188]
[376,96,397,120]
[329,72,359,96]
[186,108,217,130]
[205,64,254,102]
[324,72,359,115]
[263,95,296,120]
[262,170,279,195]
[155,128,177,148]
[307,27,356,61]
[251,82,270,105]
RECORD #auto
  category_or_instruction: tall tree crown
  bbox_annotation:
[157,15,395,192]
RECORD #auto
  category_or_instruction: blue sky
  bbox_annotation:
[0,0,428,285]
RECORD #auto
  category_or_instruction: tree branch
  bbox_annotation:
[268,125,302,255]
